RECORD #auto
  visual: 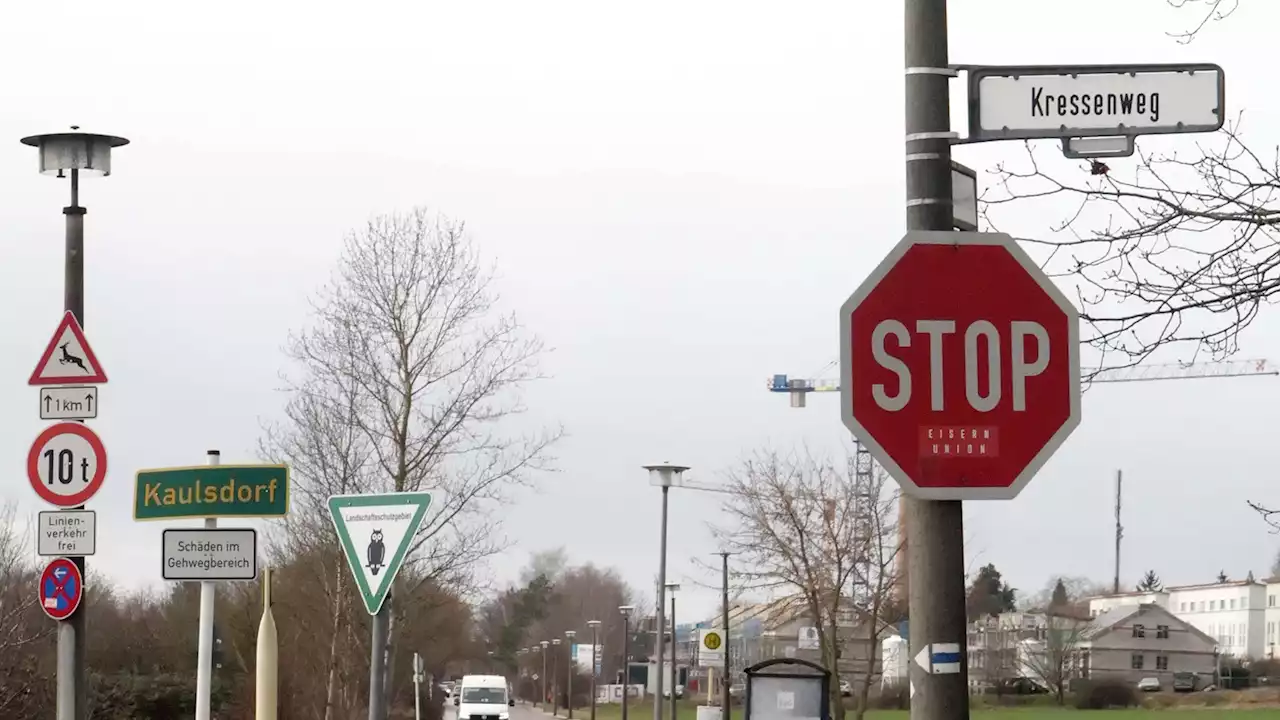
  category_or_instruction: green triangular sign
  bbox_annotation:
[328,491,432,615]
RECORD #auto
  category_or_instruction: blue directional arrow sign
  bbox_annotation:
[914,642,962,675]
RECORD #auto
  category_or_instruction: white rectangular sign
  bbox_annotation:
[162,528,257,581]
[39,386,98,420]
[971,64,1224,140]
[37,510,96,556]
[697,628,725,666]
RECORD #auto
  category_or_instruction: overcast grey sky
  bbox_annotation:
[2,0,1278,623]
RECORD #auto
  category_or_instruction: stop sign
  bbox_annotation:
[839,231,1081,500]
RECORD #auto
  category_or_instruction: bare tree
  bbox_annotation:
[286,207,562,707]
[1168,0,1243,42]
[968,616,1018,695]
[713,448,900,720]
[1020,612,1088,706]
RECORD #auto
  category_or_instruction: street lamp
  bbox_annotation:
[552,638,563,715]
[587,620,602,720]
[665,583,681,720]
[620,605,636,720]
[488,650,495,673]
[21,127,129,720]
[540,641,550,710]
[644,463,690,720]
[566,630,578,719]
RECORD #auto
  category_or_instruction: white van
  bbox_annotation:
[453,674,512,720]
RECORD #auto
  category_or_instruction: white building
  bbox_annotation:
[1086,574,1271,660]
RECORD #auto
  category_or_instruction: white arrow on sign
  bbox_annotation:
[914,642,962,675]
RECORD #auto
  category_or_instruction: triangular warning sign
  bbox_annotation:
[29,311,107,386]
[328,491,432,615]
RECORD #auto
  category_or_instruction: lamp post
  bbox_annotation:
[21,128,129,720]
[644,463,690,720]
[541,641,550,710]
[488,651,495,674]
[665,583,680,720]
[553,638,563,715]
[716,552,732,714]
[587,620,601,720]
[620,605,635,720]
[566,630,578,719]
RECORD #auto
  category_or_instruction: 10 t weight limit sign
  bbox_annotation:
[27,422,108,508]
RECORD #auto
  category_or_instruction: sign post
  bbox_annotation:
[328,491,434,720]
[134,456,290,719]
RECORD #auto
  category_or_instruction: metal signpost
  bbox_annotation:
[135,456,289,720]
[865,6,1232,719]
[328,491,434,720]
[27,304,112,720]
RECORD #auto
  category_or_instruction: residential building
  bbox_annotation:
[1086,574,1265,659]
[968,604,1216,690]
[1076,604,1217,685]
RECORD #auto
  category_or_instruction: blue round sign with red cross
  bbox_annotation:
[39,557,82,621]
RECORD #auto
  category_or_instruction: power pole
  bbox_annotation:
[1113,470,1123,595]
[903,1,970,719]
[718,553,731,714]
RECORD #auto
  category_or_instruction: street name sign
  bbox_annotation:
[39,557,83,621]
[29,310,108,385]
[329,491,433,615]
[839,231,1081,500]
[28,422,108,508]
[162,528,258,581]
[133,464,290,520]
[967,63,1225,141]
[914,643,961,675]
[40,386,98,420]
[37,510,96,556]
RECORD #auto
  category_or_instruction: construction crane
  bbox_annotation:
[766,356,1279,602]
[766,358,1280,407]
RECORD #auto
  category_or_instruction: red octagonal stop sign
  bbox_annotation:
[839,231,1081,500]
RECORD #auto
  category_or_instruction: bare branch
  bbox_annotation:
[1166,0,1241,43]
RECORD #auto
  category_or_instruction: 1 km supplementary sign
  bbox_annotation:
[162,528,258,581]
[134,464,290,520]
[968,63,1225,141]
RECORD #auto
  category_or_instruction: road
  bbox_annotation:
[445,702,549,720]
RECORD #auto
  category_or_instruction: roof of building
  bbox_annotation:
[1165,579,1264,592]
[1082,603,1216,646]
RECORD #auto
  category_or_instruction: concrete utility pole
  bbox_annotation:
[718,552,731,714]
[903,1,970,718]
[1113,470,1123,595]
[21,128,128,720]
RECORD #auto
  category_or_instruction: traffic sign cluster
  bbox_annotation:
[27,311,107,621]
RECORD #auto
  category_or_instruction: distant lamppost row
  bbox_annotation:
[666,583,681,720]
[586,620,601,720]
[565,630,577,719]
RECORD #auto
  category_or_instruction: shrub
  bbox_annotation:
[1071,679,1138,710]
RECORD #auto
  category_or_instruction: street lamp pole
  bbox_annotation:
[21,128,129,720]
[566,630,577,719]
[666,583,680,720]
[620,605,635,720]
[587,620,601,720]
[644,463,689,720]
[553,638,563,716]
[717,552,732,714]
[541,641,550,710]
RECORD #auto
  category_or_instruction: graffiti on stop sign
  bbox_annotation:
[839,231,1082,501]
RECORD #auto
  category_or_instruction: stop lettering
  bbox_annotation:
[839,231,1081,501]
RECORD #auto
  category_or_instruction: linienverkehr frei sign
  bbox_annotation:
[133,465,290,520]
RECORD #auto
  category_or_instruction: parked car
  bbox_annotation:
[662,685,685,699]
[1137,677,1161,692]
[997,677,1048,695]
[1172,672,1198,693]
[728,683,745,699]
[839,679,852,697]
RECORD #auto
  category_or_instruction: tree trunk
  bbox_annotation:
[323,560,346,720]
